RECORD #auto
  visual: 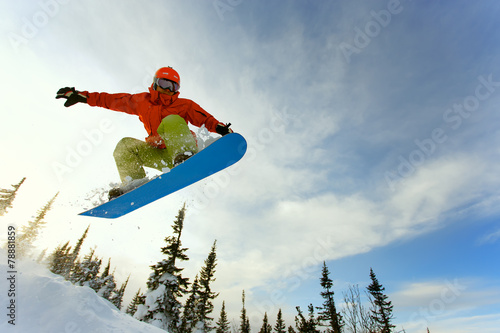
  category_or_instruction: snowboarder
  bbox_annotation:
[56,66,233,199]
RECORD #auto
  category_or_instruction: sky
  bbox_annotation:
[1,0,500,332]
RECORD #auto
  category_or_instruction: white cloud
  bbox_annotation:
[392,278,500,333]
[428,313,500,333]
[478,228,500,245]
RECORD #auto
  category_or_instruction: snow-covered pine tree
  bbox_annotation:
[134,204,190,332]
[179,275,201,332]
[62,225,90,279]
[239,290,251,333]
[69,248,102,289]
[48,241,72,275]
[259,312,272,333]
[294,305,320,333]
[126,288,145,316]
[194,240,219,331]
[317,262,343,333]
[274,309,286,333]
[97,258,117,300]
[52,225,90,282]
[16,192,58,257]
[110,275,129,310]
[68,259,84,284]
[85,253,103,292]
[0,177,25,216]
[367,268,395,333]
[215,301,231,333]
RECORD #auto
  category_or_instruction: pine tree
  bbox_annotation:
[239,290,251,333]
[215,301,231,333]
[69,248,102,289]
[126,289,145,315]
[317,262,343,333]
[275,309,286,333]
[110,275,129,310]
[195,240,219,331]
[48,241,72,275]
[97,258,117,300]
[180,275,201,332]
[367,268,395,333]
[287,326,297,333]
[259,312,273,333]
[16,192,58,257]
[0,177,25,216]
[63,225,90,279]
[295,305,320,333]
[69,258,85,285]
[134,204,190,332]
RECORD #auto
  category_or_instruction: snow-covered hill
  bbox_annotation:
[0,250,165,333]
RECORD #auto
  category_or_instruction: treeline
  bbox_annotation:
[1,179,430,332]
[254,265,402,333]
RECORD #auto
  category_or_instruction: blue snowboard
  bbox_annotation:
[79,133,247,219]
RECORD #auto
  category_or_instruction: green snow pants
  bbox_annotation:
[113,115,198,182]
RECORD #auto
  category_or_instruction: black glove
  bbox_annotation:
[56,87,88,107]
[216,123,233,136]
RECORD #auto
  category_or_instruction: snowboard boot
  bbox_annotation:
[108,187,124,200]
[108,177,150,201]
[174,151,195,167]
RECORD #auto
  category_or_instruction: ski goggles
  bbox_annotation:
[154,78,180,92]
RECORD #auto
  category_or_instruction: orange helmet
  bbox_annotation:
[154,66,180,87]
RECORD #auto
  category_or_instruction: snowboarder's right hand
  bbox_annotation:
[56,87,88,107]
[216,123,233,136]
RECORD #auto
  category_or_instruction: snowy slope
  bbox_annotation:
[0,250,166,333]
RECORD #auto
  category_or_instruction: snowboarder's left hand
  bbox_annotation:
[216,123,233,136]
[56,87,88,107]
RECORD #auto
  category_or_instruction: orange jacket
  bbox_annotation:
[84,86,222,148]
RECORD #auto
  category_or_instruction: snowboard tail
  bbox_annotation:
[79,133,247,219]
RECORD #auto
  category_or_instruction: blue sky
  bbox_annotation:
[1,0,500,332]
